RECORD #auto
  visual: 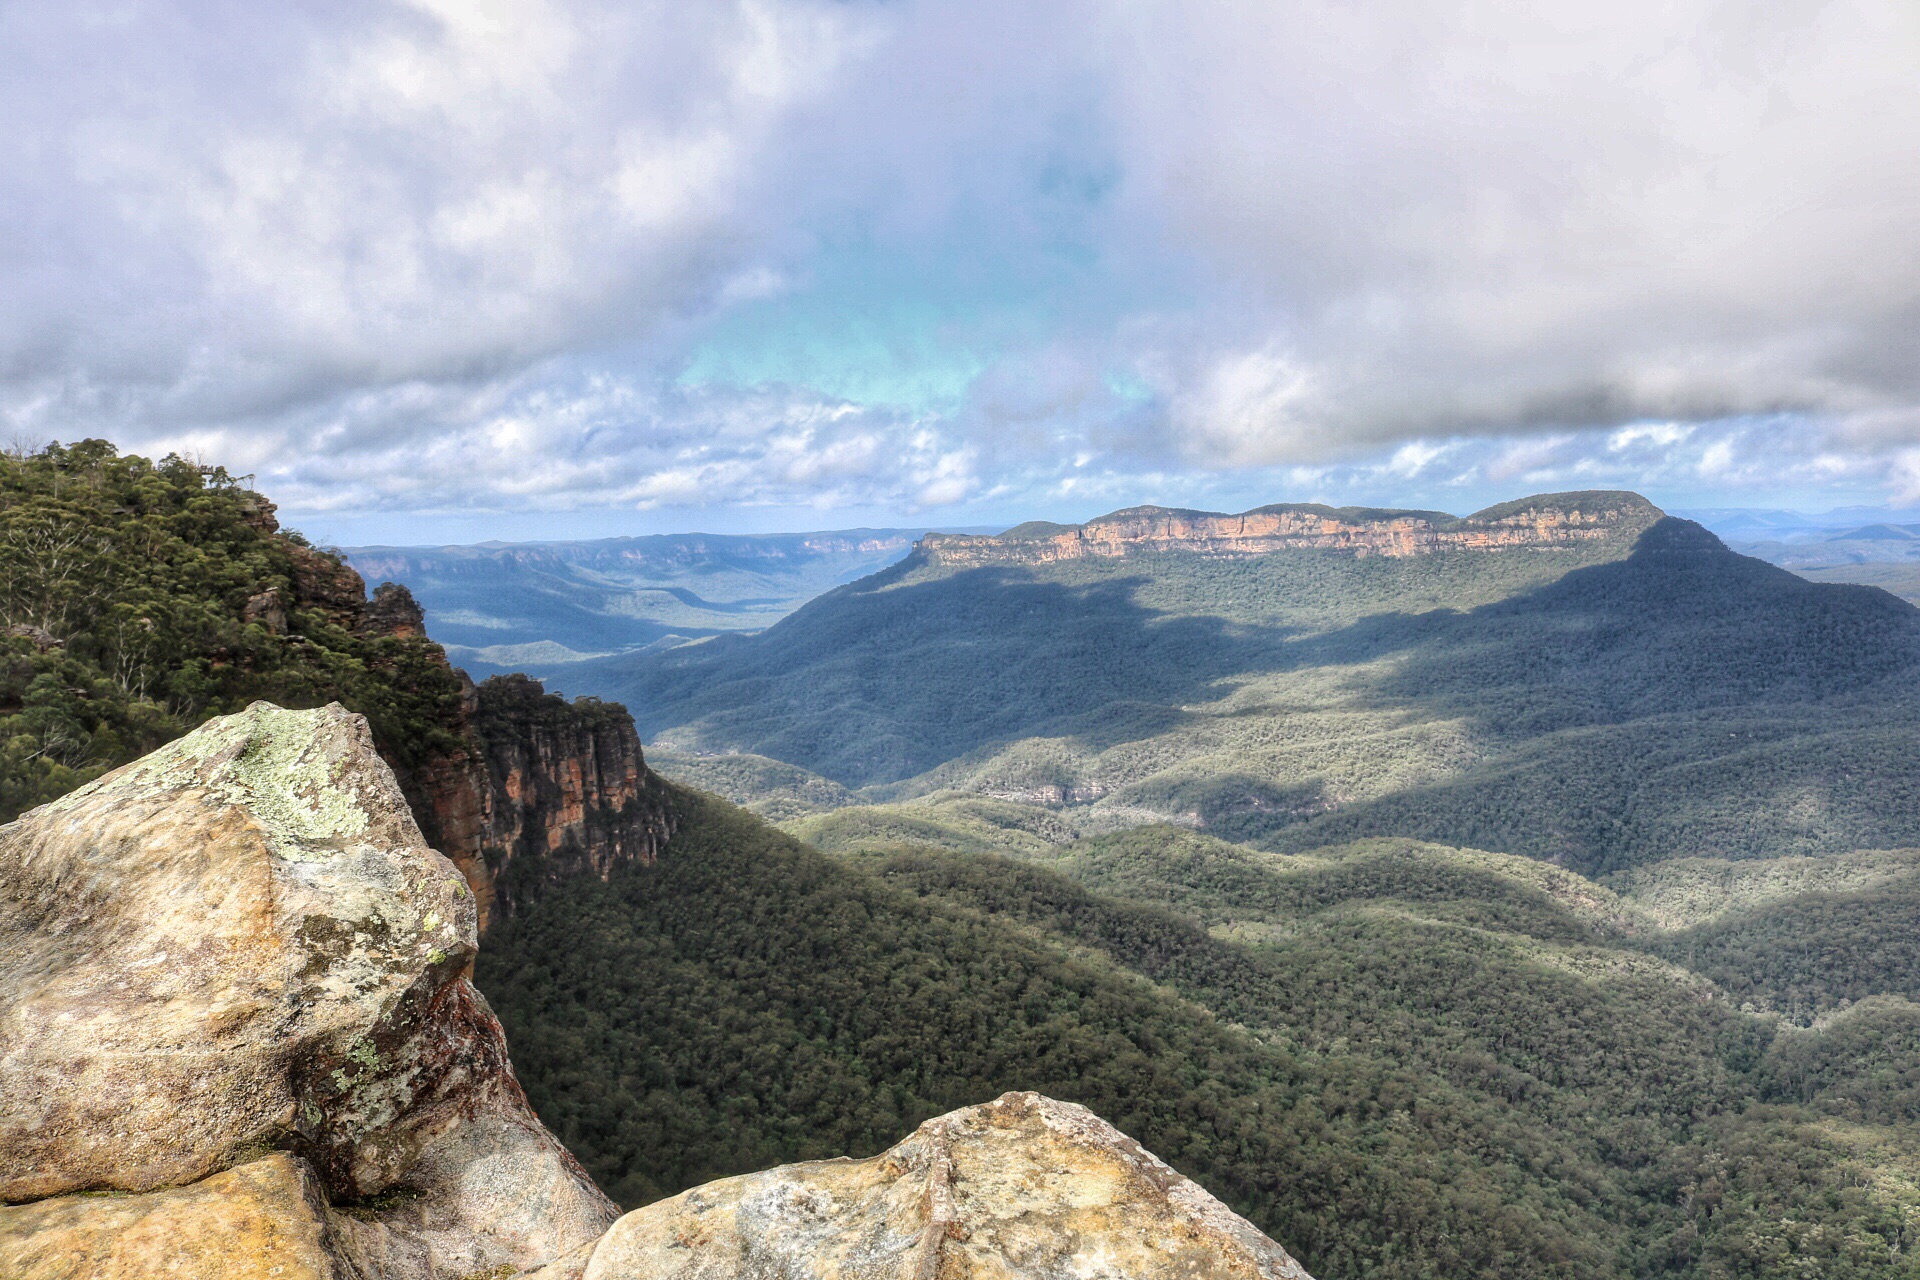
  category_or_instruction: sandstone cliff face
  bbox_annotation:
[262,510,672,933]
[472,675,674,921]
[0,703,618,1277]
[538,1092,1314,1280]
[921,490,1662,568]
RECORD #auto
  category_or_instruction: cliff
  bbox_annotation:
[920,490,1663,567]
[472,674,674,920]
[253,492,671,932]
[0,707,1315,1280]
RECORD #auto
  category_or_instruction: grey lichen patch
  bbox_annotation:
[204,704,374,855]
[50,701,382,856]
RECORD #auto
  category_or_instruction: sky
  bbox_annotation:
[4,0,1920,544]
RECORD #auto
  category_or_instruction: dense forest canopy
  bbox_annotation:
[0,439,468,820]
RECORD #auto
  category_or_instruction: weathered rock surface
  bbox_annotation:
[0,1154,353,1280]
[472,674,674,921]
[563,1092,1315,1280]
[920,490,1661,567]
[0,702,617,1275]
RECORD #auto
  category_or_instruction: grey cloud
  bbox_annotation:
[5,0,1920,516]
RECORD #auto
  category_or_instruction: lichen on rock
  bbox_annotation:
[0,701,616,1277]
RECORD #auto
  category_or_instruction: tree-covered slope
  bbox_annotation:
[588,499,1920,871]
[480,787,1920,1279]
[0,440,470,821]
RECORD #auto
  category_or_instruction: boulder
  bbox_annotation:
[0,702,617,1276]
[567,1091,1315,1280]
[0,1154,353,1280]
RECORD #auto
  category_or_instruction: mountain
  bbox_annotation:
[1712,523,1920,607]
[17,450,1920,1279]
[578,491,1920,874]
[340,526,995,681]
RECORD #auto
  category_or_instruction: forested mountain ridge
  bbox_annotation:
[0,440,670,923]
[586,493,1920,872]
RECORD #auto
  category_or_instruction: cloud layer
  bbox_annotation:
[5,0,1920,528]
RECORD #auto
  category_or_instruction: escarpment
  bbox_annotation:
[471,673,674,921]
[0,705,1314,1280]
[919,490,1662,566]
[250,493,671,931]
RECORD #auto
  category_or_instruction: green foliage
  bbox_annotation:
[610,513,1920,873]
[480,789,1920,1279]
[0,440,467,820]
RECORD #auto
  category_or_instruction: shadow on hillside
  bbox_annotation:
[593,519,1920,810]
[602,566,1298,786]
[1289,517,1920,734]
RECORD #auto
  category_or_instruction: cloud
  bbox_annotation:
[4,0,1920,522]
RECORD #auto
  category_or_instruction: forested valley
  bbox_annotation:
[13,445,1920,1278]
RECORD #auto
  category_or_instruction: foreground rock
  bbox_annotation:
[550,1092,1314,1280]
[0,702,617,1276]
[0,1154,351,1280]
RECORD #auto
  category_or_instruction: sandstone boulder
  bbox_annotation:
[0,1154,353,1280]
[566,1091,1315,1280]
[0,702,617,1276]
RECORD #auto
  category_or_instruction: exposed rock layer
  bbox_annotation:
[560,1092,1315,1280]
[0,703,617,1276]
[258,498,672,932]
[473,675,674,920]
[920,490,1661,567]
[0,1154,353,1280]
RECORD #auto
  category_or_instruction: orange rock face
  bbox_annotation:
[921,491,1663,568]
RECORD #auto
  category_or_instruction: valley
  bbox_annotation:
[11,445,1920,1278]
[340,526,988,681]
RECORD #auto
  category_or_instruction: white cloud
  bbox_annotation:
[5,0,1920,519]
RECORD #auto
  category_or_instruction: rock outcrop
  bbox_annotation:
[2,1154,354,1280]
[253,488,672,933]
[0,707,1316,1280]
[0,702,618,1277]
[548,1092,1314,1280]
[920,490,1662,567]
[472,675,673,921]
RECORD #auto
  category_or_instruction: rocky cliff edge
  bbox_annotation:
[0,702,618,1278]
[919,490,1662,567]
[0,704,1315,1280]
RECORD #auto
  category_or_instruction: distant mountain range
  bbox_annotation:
[1680,511,1920,605]
[340,526,995,680]
[577,491,1920,875]
[341,508,1920,687]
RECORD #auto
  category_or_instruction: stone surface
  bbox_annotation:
[920,491,1661,567]
[570,1092,1315,1280]
[0,702,617,1275]
[472,674,673,922]
[0,1154,353,1280]
[362,582,428,640]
